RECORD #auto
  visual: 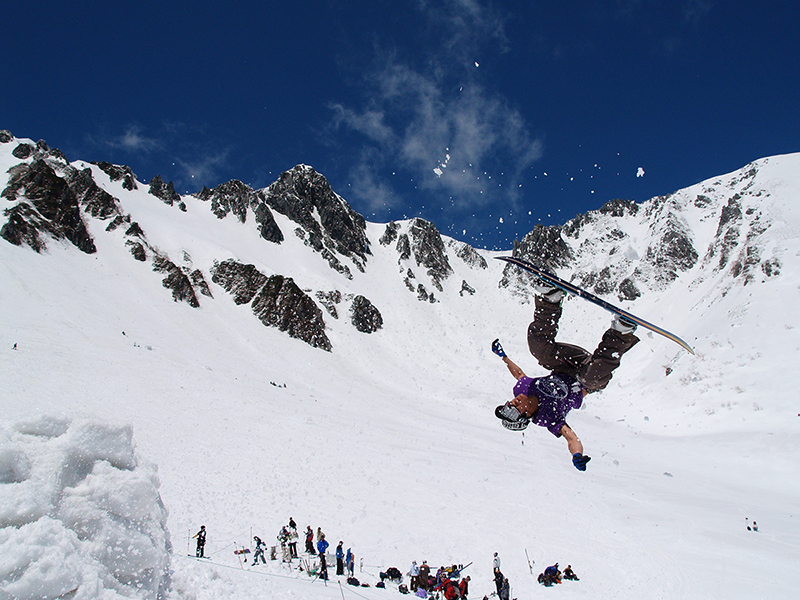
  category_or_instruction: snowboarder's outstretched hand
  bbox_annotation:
[492,339,506,358]
[572,453,591,471]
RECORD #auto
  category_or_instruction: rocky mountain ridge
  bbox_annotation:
[2,129,797,355]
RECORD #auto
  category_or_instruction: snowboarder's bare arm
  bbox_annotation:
[502,356,526,380]
[559,424,584,455]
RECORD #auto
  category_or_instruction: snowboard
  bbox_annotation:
[496,256,695,354]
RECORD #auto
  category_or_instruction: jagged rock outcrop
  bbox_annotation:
[379,221,400,245]
[316,290,342,319]
[1,159,97,254]
[449,239,488,269]
[210,260,331,350]
[196,179,285,244]
[93,161,138,191]
[499,224,571,295]
[149,175,183,209]
[153,254,201,308]
[264,165,370,272]
[459,280,476,296]
[0,130,13,144]
[405,218,453,292]
[350,295,383,333]
[68,167,122,219]
[252,275,331,351]
[210,259,268,305]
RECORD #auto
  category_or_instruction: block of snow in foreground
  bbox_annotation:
[0,415,171,600]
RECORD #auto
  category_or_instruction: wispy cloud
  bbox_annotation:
[329,0,542,216]
[174,149,232,189]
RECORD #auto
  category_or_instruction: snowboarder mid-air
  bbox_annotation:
[493,281,639,470]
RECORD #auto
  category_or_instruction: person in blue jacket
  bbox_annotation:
[317,534,330,580]
[336,541,345,575]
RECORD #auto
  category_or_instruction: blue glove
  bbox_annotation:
[572,453,591,471]
[491,339,506,358]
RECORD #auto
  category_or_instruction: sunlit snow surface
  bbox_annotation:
[1,137,799,599]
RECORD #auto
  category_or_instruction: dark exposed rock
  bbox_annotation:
[0,203,54,252]
[640,214,698,286]
[93,161,138,190]
[127,240,147,261]
[152,254,200,307]
[451,240,488,269]
[252,275,331,351]
[1,159,96,253]
[253,202,284,243]
[379,221,400,245]
[149,175,181,206]
[264,165,369,268]
[196,179,258,222]
[618,277,641,301]
[406,218,453,292]
[515,224,572,270]
[396,234,411,261]
[459,280,476,296]
[210,259,268,305]
[316,290,342,319]
[68,168,121,219]
[0,130,13,143]
[190,269,213,298]
[12,144,33,159]
[598,198,639,217]
[350,295,383,333]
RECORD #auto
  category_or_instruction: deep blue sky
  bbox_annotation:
[3,1,798,250]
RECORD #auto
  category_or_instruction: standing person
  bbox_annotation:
[409,561,420,591]
[418,560,431,591]
[492,283,639,470]
[493,567,504,597]
[459,575,470,599]
[252,536,267,565]
[288,524,299,558]
[278,526,291,563]
[492,552,501,572]
[499,577,510,600]
[346,548,355,577]
[317,534,329,580]
[193,525,207,558]
[336,541,345,576]
[289,517,297,530]
[305,526,316,554]
[317,527,325,544]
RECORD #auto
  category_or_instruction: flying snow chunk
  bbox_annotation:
[475,62,480,67]
[637,167,645,178]
[434,167,443,177]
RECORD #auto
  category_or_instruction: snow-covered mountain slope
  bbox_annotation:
[1,131,799,599]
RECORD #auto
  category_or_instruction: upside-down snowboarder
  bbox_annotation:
[492,281,639,470]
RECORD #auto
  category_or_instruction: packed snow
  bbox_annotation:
[1,136,799,599]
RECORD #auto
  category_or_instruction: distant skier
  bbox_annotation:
[193,525,207,558]
[493,282,639,470]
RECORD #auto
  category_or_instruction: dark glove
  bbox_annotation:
[572,453,591,471]
[491,339,506,358]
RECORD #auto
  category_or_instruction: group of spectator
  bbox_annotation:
[196,520,578,597]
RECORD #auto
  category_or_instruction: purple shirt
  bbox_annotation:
[513,372,584,437]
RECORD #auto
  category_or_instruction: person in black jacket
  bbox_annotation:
[193,525,207,558]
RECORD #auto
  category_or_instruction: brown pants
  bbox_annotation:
[527,297,639,392]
